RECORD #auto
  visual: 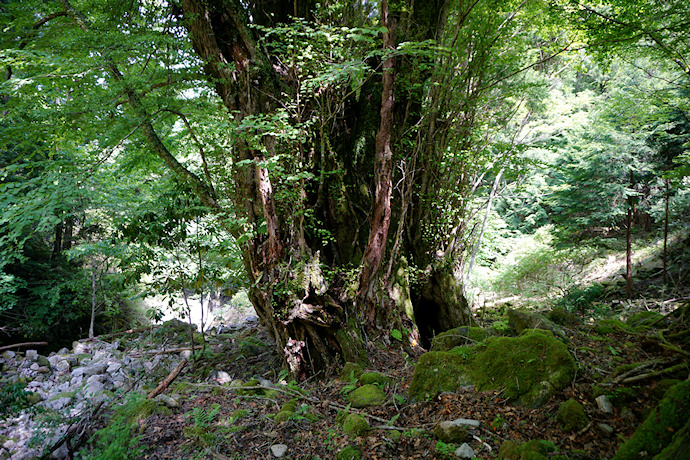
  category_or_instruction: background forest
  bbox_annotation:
[1,0,689,364]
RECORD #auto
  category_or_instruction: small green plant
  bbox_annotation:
[0,381,33,418]
[390,328,403,341]
[492,319,510,333]
[78,394,147,460]
[339,370,358,395]
[188,403,221,428]
[435,440,458,458]
[555,283,604,313]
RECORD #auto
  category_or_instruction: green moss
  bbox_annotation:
[335,322,368,365]
[548,306,580,326]
[387,430,401,443]
[281,399,298,413]
[594,319,633,335]
[154,406,173,416]
[433,422,469,443]
[607,387,637,407]
[557,399,588,433]
[342,413,370,437]
[410,331,575,407]
[408,351,469,402]
[652,379,682,401]
[430,327,490,351]
[653,419,690,460]
[507,309,565,338]
[498,439,553,460]
[337,445,362,460]
[358,372,390,387]
[347,384,386,408]
[340,362,365,381]
[613,379,690,459]
[273,410,293,424]
[237,378,264,396]
[464,331,575,407]
[626,311,664,331]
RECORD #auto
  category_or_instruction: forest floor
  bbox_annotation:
[127,302,687,460]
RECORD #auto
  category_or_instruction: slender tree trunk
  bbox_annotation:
[466,168,503,284]
[663,177,670,284]
[89,267,96,339]
[358,0,397,327]
[626,170,634,300]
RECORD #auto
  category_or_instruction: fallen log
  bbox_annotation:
[79,326,153,342]
[0,341,48,352]
[147,359,188,399]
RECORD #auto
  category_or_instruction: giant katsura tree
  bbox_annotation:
[2,0,560,374]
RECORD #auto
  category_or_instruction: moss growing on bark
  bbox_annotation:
[613,379,690,459]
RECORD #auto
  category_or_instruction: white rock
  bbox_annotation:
[454,443,475,459]
[85,380,105,397]
[55,360,71,374]
[106,362,122,374]
[30,363,40,371]
[270,444,288,458]
[596,395,613,413]
[180,350,193,359]
[1,350,16,359]
[26,349,38,359]
[58,347,70,355]
[73,342,90,354]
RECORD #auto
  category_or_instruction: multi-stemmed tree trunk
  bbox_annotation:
[8,0,547,375]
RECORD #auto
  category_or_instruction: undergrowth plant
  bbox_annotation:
[78,394,146,460]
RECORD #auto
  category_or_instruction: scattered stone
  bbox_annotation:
[55,360,71,373]
[30,363,40,371]
[154,394,180,409]
[1,350,16,359]
[25,349,38,360]
[270,444,288,458]
[180,349,193,359]
[597,423,614,437]
[454,443,475,459]
[596,395,613,413]
[347,384,386,408]
[434,420,470,443]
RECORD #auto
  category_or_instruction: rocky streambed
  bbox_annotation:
[0,321,201,459]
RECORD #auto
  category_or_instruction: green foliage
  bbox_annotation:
[79,394,147,460]
[0,381,33,419]
[435,440,458,458]
[555,283,604,313]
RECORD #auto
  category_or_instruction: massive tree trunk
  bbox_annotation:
[172,0,474,374]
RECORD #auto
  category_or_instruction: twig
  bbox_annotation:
[0,341,48,352]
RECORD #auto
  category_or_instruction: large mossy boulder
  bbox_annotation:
[409,330,575,407]
[430,327,490,352]
[613,379,690,459]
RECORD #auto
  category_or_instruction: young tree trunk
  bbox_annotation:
[626,170,634,300]
[663,177,670,284]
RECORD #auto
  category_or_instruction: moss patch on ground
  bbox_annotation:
[347,384,386,408]
[613,379,690,459]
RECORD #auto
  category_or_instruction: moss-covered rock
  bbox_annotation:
[273,410,293,424]
[343,413,370,437]
[498,439,555,460]
[613,379,690,459]
[409,330,575,407]
[507,309,566,338]
[548,306,580,326]
[347,384,386,408]
[237,378,264,396]
[557,398,589,433]
[340,362,365,381]
[430,327,491,351]
[337,445,362,460]
[358,372,390,387]
[408,351,469,402]
[433,421,470,443]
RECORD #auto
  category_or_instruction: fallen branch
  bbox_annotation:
[147,359,188,399]
[79,326,152,343]
[0,341,48,352]
[622,362,689,384]
[130,347,194,358]
[612,358,677,384]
